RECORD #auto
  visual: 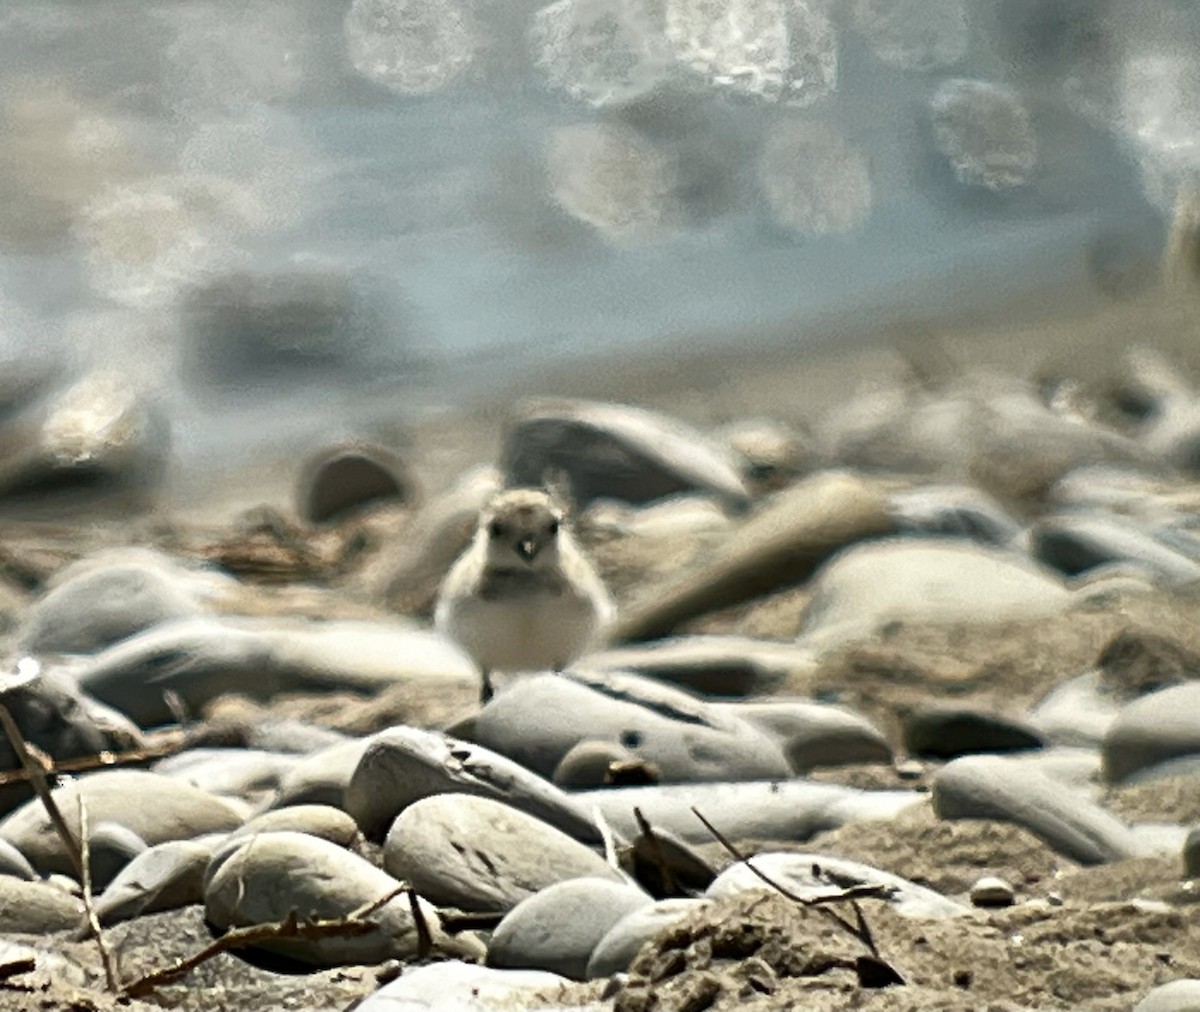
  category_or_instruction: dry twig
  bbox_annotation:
[692,806,903,987]
[0,702,122,991]
[120,883,414,999]
[0,738,184,787]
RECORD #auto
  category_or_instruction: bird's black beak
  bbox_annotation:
[516,537,539,562]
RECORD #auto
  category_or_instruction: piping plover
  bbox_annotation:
[434,487,615,702]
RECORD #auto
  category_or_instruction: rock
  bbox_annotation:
[154,748,300,802]
[384,793,623,913]
[466,672,790,783]
[0,659,145,815]
[797,538,1072,650]
[552,740,641,788]
[932,753,1141,864]
[579,781,919,845]
[179,267,393,392]
[581,496,732,540]
[87,821,148,890]
[820,375,1146,499]
[0,770,244,876]
[888,484,1023,547]
[0,838,35,880]
[0,369,169,508]
[274,737,372,809]
[580,635,810,696]
[23,560,205,655]
[228,805,359,848]
[715,417,813,494]
[503,398,750,511]
[487,877,651,979]
[930,78,1036,190]
[715,698,892,772]
[1032,515,1200,586]
[1028,671,1121,748]
[344,726,602,844]
[297,441,416,525]
[76,616,476,727]
[94,839,213,926]
[356,961,570,1012]
[708,852,967,919]
[205,831,440,966]
[1096,627,1200,699]
[1102,683,1200,783]
[586,898,709,978]
[613,472,894,643]
[1185,826,1200,877]
[969,875,1015,908]
[0,878,84,933]
[622,822,716,898]
[369,464,502,615]
[1133,980,1200,1012]
[903,706,1044,760]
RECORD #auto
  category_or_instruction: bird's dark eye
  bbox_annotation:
[547,519,559,535]
[489,521,504,538]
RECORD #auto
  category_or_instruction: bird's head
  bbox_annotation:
[481,488,566,571]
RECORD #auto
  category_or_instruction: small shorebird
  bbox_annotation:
[434,487,615,702]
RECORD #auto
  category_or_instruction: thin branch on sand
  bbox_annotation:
[692,806,904,987]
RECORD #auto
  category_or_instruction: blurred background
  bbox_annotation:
[0,0,1196,513]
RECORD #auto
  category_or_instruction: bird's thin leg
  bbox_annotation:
[480,668,494,705]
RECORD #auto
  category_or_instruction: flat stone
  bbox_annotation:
[586,898,710,978]
[297,441,416,525]
[1032,515,1200,587]
[384,793,623,913]
[0,837,35,880]
[228,805,359,848]
[467,672,790,783]
[580,635,810,697]
[578,781,920,845]
[503,398,750,511]
[0,877,85,934]
[969,875,1015,908]
[1103,683,1200,783]
[23,559,205,655]
[582,495,732,540]
[1133,980,1200,1012]
[273,737,373,809]
[0,770,244,876]
[94,839,214,926]
[0,659,145,816]
[205,831,440,966]
[88,820,149,890]
[552,741,640,789]
[1096,627,1200,699]
[708,852,967,919]
[932,753,1141,864]
[716,417,813,494]
[903,706,1043,760]
[76,616,476,727]
[613,472,893,643]
[798,538,1071,651]
[888,484,1023,548]
[356,960,570,1012]
[715,698,891,772]
[344,726,602,844]
[487,877,652,979]
[154,748,300,802]
[1028,671,1121,748]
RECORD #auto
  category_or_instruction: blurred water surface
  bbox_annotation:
[0,0,1196,483]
